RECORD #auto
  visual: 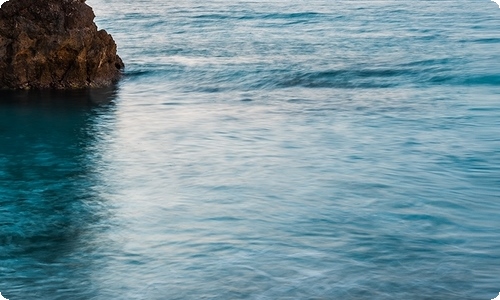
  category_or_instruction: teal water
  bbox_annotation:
[1,0,500,299]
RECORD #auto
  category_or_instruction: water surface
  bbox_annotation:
[1,0,500,299]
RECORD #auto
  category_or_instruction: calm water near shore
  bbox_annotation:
[1,0,500,299]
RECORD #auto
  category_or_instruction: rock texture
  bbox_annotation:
[0,0,124,90]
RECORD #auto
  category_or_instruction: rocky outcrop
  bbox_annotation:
[0,0,124,90]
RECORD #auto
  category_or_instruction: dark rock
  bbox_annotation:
[0,0,124,90]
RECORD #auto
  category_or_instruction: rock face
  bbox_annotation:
[0,0,124,90]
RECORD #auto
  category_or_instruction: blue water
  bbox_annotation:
[1,0,500,299]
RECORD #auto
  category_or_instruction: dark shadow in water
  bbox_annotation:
[0,88,118,299]
[0,86,118,106]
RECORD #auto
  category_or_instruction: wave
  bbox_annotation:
[124,60,497,92]
[192,11,323,21]
[274,69,412,89]
[462,74,500,86]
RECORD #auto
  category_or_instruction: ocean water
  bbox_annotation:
[1,0,500,299]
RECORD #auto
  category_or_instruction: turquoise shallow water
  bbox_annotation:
[1,0,500,299]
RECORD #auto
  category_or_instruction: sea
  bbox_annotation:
[0,0,499,299]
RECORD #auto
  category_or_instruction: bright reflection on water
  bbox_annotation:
[1,0,500,299]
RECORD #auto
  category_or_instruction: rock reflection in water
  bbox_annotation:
[0,88,118,299]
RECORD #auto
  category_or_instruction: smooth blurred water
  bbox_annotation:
[1,0,500,299]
